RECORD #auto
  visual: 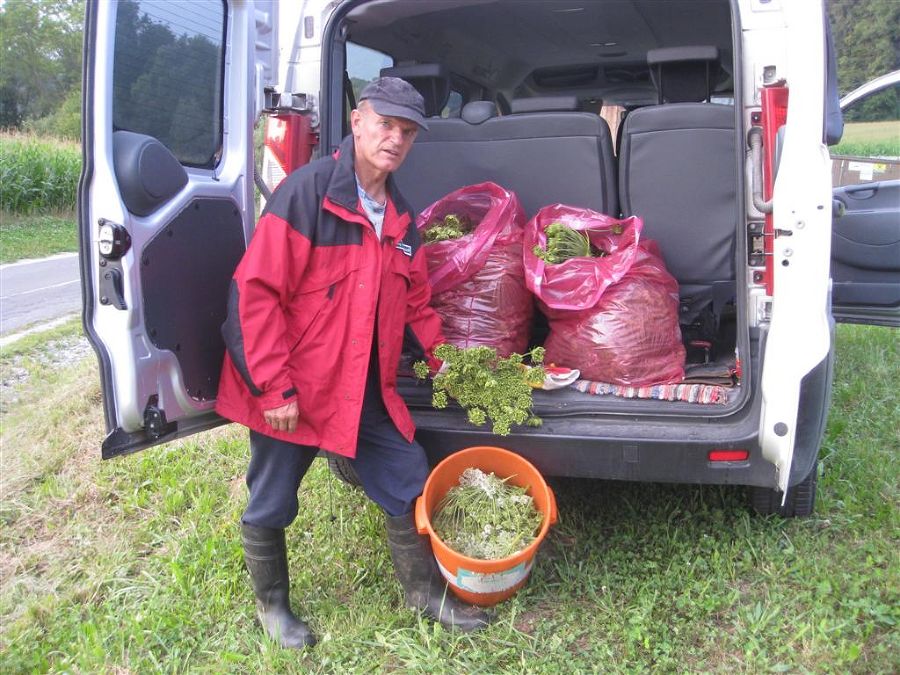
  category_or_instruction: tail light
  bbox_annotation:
[708,449,750,462]
[759,86,789,296]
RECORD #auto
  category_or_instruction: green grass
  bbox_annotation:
[0,211,77,263]
[0,132,81,214]
[1,323,897,673]
[832,120,900,158]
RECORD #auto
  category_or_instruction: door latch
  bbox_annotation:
[98,219,131,259]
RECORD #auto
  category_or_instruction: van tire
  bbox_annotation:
[327,455,362,488]
[749,466,817,517]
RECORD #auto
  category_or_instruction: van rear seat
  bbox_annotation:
[618,47,737,324]
[394,96,617,218]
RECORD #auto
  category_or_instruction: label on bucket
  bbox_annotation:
[437,558,533,594]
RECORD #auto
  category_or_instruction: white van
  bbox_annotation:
[79,0,899,518]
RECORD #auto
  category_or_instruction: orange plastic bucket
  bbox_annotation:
[414,446,558,606]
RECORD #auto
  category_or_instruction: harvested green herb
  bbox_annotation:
[532,221,619,264]
[415,344,545,435]
[423,213,473,242]
[433,467,544,559]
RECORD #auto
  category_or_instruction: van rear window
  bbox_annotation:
[112,0,226,168]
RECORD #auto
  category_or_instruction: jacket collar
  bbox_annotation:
[325,135,414,241]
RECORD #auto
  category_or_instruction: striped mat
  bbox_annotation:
[573,379,731,404]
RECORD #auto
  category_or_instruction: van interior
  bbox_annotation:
[333,0,747,417]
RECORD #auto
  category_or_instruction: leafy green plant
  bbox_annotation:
[532,221,619,264]
[432,468,543,559]
[423,213,473,243]
[413,344,545,435]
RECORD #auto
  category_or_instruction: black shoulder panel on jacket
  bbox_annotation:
[315,211,363,247]
[388,178,415,223]
[384,173,421,256]
[261,155,362,248]
[398,210,423,259]
[261,159,329,240]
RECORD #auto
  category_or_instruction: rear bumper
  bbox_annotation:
[409,403,774,487]
[401,347,832,489]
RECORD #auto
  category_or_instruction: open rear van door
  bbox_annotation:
[830,70,900,327]
[79,0,278,458]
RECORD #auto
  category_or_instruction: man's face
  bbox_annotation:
[351,103,419,175]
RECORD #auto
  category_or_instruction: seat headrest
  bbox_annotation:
[647,46,719,103]
[510,95,580,114]
[460,101,498,124]
[379,64,451,117]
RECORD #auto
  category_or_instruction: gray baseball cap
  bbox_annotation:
[359,77,429,130]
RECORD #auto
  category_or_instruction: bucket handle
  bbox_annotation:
[546,486,558,526]
[414,496,430,535]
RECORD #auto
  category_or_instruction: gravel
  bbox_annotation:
[0,334,93,411]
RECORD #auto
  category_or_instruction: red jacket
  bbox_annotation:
[216,135,443,457]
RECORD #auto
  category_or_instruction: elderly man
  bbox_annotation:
[216,77,490,648]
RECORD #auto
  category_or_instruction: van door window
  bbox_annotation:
[443,91,463,118]
[345,42,391,133]
[345,42,462,119]
[832,82,899,187]
[347,42,393,100]
[112,0,226,168]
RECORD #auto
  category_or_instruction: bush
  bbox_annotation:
[0,132,80,213]
[25,89,82,142]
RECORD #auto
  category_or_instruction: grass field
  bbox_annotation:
[0,212,77,264]
[0,320,897,673]
[832,120,900,158]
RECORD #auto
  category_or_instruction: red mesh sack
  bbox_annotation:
[524,204,685,385]
[417,183,533,357]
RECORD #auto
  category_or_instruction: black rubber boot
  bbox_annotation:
[385,511,491,632]
[241,523,317,649]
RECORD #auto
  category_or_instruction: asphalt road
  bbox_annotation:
[0,253,81,337]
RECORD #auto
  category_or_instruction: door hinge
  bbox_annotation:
[143,396,169,440]
[262,87,313,115]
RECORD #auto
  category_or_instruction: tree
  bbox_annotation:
[828,0,899,95]
[0,0,84,128]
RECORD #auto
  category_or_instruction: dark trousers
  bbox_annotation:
[241,380,430,529]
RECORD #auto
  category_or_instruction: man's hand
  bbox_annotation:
[263,401,299,434]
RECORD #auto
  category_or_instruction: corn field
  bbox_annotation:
[0,132,81,213]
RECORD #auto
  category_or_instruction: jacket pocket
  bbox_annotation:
[387,247,412,286]
[288,261,360,351]
[297,257,360,294]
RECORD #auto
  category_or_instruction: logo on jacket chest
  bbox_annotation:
[396,241,412,256]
